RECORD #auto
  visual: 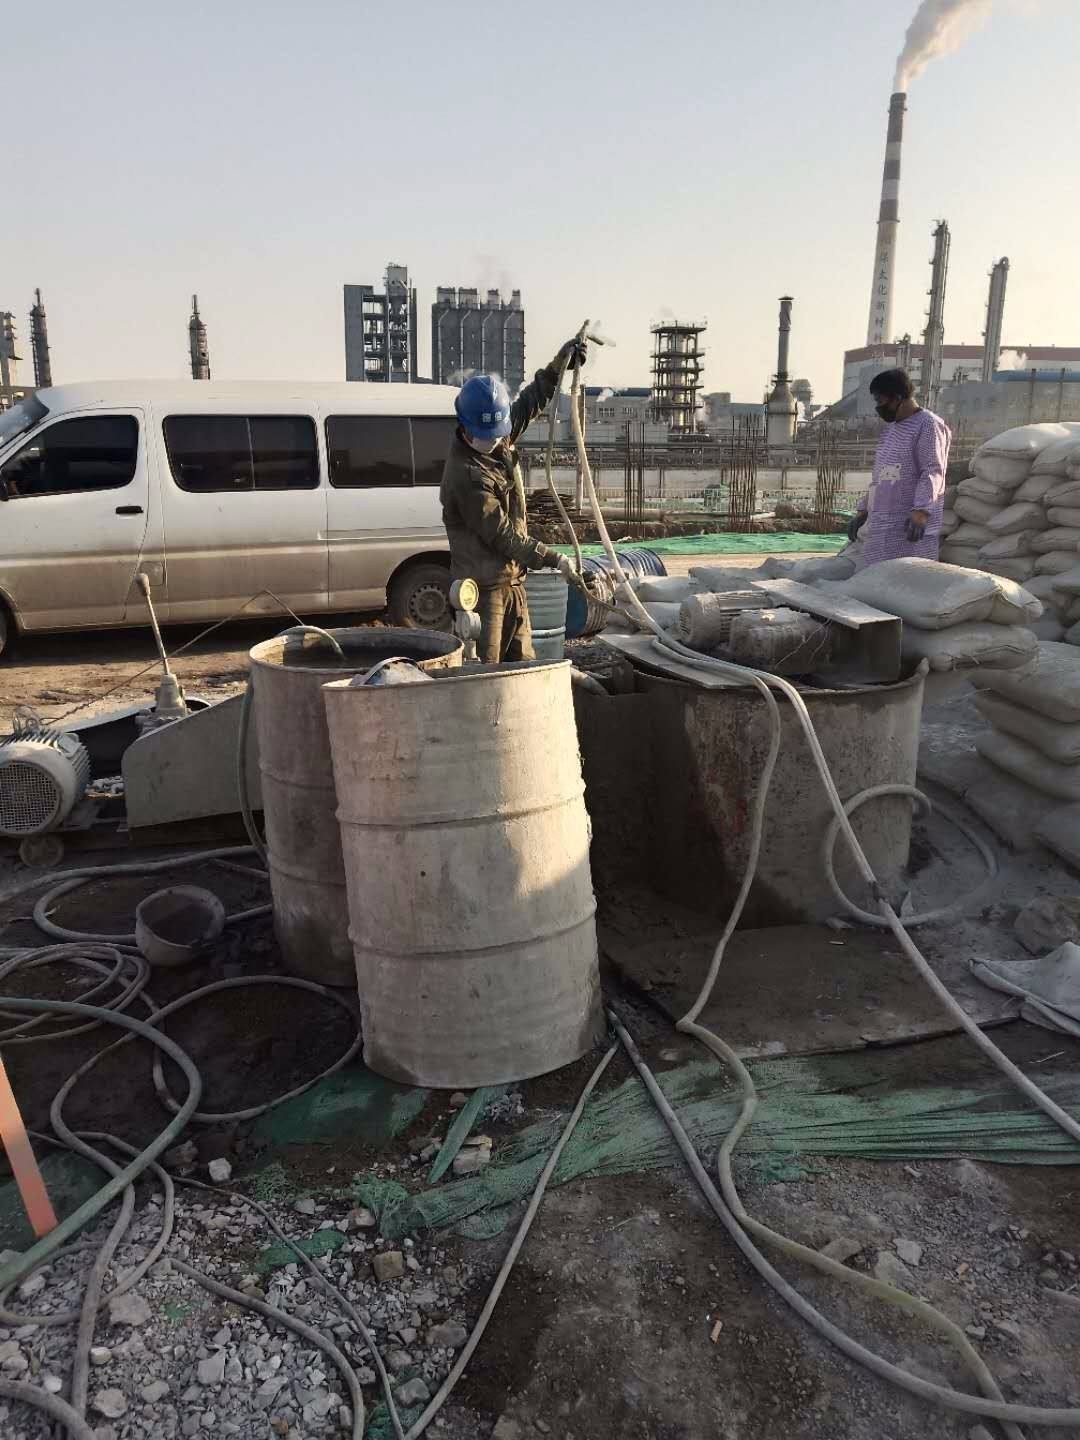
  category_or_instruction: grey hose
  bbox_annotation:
[170,1259,364,1440]
[31,851,270,946]
[543,337,585,575]
[0,1378,97,1440]
[822,783,999,927]
[237,677,268,867]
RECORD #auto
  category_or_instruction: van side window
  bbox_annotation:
[164,415,318,492]
[0,415,138,499]
[411,418,455,486]
[326,417,412,488]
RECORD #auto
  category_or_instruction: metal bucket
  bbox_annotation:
[531,627,566,661]
[323,660,604,1086]
[565,550,669,638]
[248,627,463,986]
[524,571,568,630]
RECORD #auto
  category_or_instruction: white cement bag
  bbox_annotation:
[974,692,1080,764]
[970,454,1031,488]
[1050,566,1080,597]
[903,622,1037,673]
[977,641,1080,723]
[1024,574,1066,607]
[1034,551,1080,575]
[1046,480,1080,507]
[980,557,1037,584]
[938,544,983,569]
[976,730,1080,802]
[952,521,996,546]
[839,557,999,629]
[1031,528,1080,555]
[628,601,681,632]
[1067,621,1080,647]
[1036,804,1080,870]
[1046,508,1080,531]
[1033,617,1067,642]
[1032,436,1080,476]
[690,564,769,592]
[985,501,1051,536]
[940,510,960,536]
[634,575,703,603]
[979,423,1071,460]
[959,475,1018,502]
[954,495,1003,526]
[1013,472,1059,503]
[1068,598,1080,624]
[787,553,859,583]
[980,532,1042,559]
[986,577,1042,625]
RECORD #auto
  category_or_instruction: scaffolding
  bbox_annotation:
[650,321,705,432]
[29,290,52,389]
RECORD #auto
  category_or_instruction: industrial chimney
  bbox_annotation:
[920,220,951,410]
[189,295,211,381]
[29,290,52,389]
[866,91,907,348]
[981,257,1009,382]
[766,296,797,451]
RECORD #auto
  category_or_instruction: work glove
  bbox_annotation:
[846,512,867,543]
[905,516,927,543]
[557,337,588,372]
[553,554,587,591]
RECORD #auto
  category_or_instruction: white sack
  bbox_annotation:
[786,553,860,583]
[1046,480,1080,507]
[939,510,960,536]
[980,532,1042,559]
[902,622,1037,673]
[954,495,1002,526]
[976,730,1080,801]
[985,501,1051,536]
[978,423,1071,459]
[1068,622,1080,647]
[1046,508,1080,531]
[986,577,1042,625]
[980,557,1037,584]
[1032,618,1067,642]
[970,455,1031,489]
[1050,566,1080,597]
[1031,527,1080,555]
[1023,575,1067,606]
[838,557,999,629]
[1032,436,1080,476]
[959,474,1018,502]
[938,544,983,569]
[635,575,703,603]
[1034,551,1080,576]
[976,641,1080,723]
[952,521,996,546]
[1035,804,1080,870]
[974,691,1080,764]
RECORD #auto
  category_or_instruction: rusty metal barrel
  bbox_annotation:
[322,660,604,1086]
[248,628,463,986]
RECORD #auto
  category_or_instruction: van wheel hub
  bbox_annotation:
[408,582,449,628]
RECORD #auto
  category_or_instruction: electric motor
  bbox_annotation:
[0,728,91,837]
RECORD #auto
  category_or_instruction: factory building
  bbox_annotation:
[939,369,1080,439]
[651,321,705,432]
[431,287,524,392]
[344,264,419,383]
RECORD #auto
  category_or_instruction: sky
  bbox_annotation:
[4,0,1078,405]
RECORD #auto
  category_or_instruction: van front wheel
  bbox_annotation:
[387,563,452,631]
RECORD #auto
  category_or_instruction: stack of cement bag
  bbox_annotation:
[971,642,1080,868]
[821,556,1040,672]
[939,421,1080,644]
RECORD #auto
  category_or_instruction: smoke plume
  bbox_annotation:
[893,0,993,89]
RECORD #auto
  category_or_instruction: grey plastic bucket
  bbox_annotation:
[531,626,566,661]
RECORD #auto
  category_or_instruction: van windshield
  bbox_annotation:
[0,395,49,450]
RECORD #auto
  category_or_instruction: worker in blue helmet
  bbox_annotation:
[440,338,587,662]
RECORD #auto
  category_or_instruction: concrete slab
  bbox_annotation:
[602,921,1018,1059]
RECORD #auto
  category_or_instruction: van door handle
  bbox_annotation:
[116,505,144,515]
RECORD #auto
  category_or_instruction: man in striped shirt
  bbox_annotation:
[848,369,951,569]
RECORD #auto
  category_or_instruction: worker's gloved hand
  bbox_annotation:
[553,554,587,590]
[906,511,928,543]
[847,512,867,543]
[557,337,588,372]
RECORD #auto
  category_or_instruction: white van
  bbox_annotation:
[0,379,463,658]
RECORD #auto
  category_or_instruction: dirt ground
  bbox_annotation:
[4,562,1080,1439]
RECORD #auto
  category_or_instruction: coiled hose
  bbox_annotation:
[565,343,1080,1429]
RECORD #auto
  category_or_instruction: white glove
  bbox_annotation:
[554,555,580,584]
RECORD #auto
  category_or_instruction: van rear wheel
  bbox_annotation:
[387,563,452,631]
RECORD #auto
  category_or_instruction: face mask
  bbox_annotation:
[468,434,499,454]
[874,400,897,422]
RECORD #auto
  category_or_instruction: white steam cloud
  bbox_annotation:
[893,0,993,90]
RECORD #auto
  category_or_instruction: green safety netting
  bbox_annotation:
[354,1049,1080,1241]
[556,532,847,557]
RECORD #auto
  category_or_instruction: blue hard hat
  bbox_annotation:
[455,374,512,441]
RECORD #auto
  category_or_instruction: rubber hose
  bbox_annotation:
[145,974,362,1124]
[32,849,270,946]
[822,783,998,927]
[0,1378,97,1440]
[170,1259,364,1440]
[0,946,149,1041]
[0,998,203,1293]
[544,341,584,575]
[237,676,269,867]
[609,1009,1080,1427]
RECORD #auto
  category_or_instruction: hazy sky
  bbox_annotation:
[5,0,1077,403]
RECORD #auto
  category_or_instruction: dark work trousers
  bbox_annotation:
[477,582,535,663]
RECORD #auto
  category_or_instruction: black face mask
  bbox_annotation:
[874,399,898,422]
